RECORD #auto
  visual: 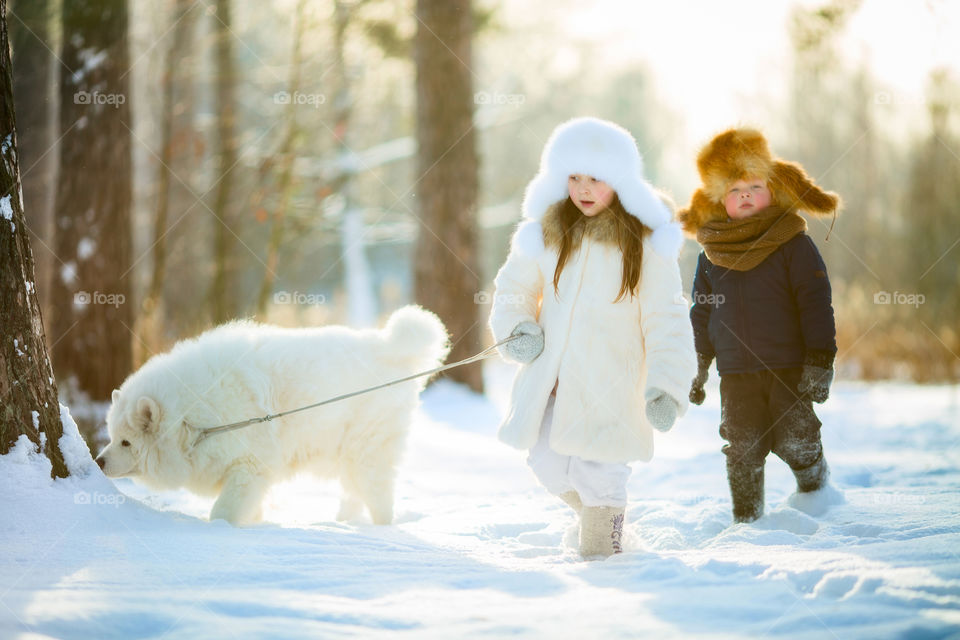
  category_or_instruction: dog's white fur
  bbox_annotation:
[97,306,449,526]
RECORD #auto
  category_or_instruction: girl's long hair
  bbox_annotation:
[552,195,650,303]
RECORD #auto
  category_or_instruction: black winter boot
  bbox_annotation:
[793,455,829,493]
[728,464,765,523]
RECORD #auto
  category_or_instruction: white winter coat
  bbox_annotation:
[489,212,697,464]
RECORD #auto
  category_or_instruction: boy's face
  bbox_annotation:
[568,174,615,216]
[724,177,772,219]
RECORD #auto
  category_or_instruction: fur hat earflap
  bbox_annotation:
[678,128,841,234]
[520,117,682,258]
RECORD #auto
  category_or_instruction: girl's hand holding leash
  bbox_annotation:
[505,322,544,363]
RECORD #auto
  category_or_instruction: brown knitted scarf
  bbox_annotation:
[697,206,807,271]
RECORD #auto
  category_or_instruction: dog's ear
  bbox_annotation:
[134,396,161,432]
[111,389,120,404]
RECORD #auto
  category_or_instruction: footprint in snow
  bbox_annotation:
[811,573,863,600]
[479,522,548,540]
[755,508,820,535]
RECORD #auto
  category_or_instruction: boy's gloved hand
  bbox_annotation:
[645,388,680,432]
[689,353,713,405]
[504,321,544,363]
[798,349,835,403]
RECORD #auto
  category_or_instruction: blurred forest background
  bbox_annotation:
[7,0,960,447]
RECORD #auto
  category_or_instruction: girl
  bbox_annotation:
[489,117,697,558]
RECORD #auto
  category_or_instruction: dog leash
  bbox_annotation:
[191,334,522,445]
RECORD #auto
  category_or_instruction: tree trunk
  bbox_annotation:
[9,0,55,324]
[210,0,238,324]
[414,0,482,391]
[256,0,306,318]
[48,0,133,402]
[910,73,960,330]
[0,0,67,477]
[135,0,192,365]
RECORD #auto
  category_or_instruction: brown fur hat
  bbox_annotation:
[678,128,841,234]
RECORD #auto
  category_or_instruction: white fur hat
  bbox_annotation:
[517,117,683,259]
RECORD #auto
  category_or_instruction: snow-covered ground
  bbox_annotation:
[2,366,959,639]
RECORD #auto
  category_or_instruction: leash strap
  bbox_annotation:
[192,334,521,444]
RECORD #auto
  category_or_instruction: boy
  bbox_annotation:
[679,128,840,523]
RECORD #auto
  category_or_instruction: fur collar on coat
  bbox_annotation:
[540,202,622,251]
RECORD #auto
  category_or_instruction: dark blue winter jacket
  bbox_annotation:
[690,232,837,376]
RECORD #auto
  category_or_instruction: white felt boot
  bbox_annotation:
[560,491,582,514]
[579,505,625,558]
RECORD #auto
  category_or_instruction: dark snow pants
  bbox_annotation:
[719,367,824,472]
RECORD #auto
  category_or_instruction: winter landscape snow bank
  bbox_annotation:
[2,370,959,639]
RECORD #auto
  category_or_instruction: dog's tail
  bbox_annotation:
[382,305,451,378]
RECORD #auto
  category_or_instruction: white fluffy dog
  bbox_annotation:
[96,306,449,526]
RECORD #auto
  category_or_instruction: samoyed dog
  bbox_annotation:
[96,306,449,526]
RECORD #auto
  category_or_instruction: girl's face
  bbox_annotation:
[568,174,615,216]
[724,177,772,219]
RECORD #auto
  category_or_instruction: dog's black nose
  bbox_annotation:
[96,457,105,470]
